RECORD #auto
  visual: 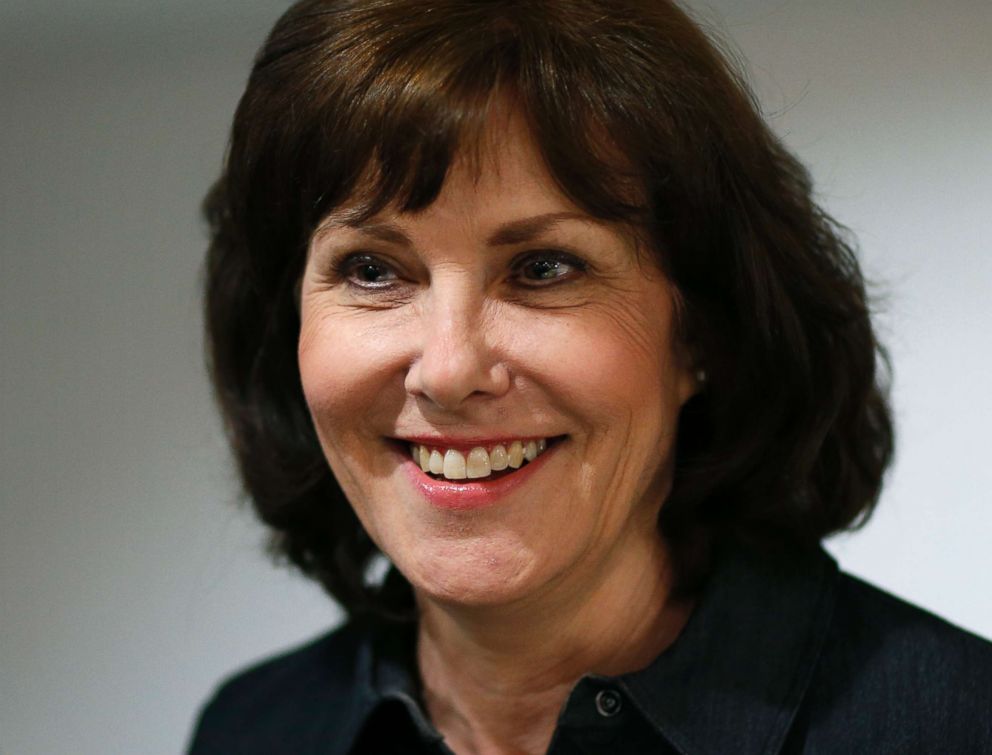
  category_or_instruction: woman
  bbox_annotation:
[189,1,992,753]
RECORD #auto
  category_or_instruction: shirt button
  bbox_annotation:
[594,689,623,718]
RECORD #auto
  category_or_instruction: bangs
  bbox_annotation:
[235,1,670,252]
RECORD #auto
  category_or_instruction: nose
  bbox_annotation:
[404,290,510,411]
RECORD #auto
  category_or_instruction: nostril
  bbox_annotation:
[405,354,511,409]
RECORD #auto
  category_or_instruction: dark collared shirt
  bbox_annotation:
[188,547,992,754]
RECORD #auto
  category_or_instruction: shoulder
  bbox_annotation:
[186,621,371,754]
[827,572,992,685]
[801,571,992,751]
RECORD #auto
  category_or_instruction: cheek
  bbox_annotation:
[510,298,683,424]
[297,306,406,429]
[508,296,685,519]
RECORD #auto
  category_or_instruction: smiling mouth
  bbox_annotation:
[404,437,560,482]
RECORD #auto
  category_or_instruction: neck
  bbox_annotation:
[415,536,692,755]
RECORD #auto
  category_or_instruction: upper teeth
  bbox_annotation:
[410,439,549,480]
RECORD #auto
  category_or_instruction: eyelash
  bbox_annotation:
[331,250,588,291]
[332,254,398,289]
[510,250,588,286]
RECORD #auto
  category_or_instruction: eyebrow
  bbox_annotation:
[323,211,595,248]
[485,212,593,246]
[345,221,412,246]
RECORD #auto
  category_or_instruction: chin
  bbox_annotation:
[399,539,545,609]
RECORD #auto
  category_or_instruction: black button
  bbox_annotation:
[594,689,622,717]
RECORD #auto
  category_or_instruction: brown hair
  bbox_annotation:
[204,0,893,613]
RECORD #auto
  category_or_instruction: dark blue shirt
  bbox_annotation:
[188,547,992,753]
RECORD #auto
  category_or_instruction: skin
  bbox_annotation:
[298,107,698,754]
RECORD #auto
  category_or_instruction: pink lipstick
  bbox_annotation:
[396,439,559,511]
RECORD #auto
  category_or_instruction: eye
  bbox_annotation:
[512,250,587,287]
[335,253,399,288]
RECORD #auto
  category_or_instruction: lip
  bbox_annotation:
[392,437,561,511]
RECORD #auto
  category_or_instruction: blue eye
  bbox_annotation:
[337,254,398,287]
[514,251,586,286]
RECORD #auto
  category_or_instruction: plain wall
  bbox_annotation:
[1,2,989,753]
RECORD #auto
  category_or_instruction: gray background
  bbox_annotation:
[1,1,989,753]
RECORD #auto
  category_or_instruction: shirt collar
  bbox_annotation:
[339,614,441,753]
[618,545,838,755]
[342,545,838,755]
[314,624,380,754]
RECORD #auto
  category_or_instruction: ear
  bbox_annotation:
[675,362,704,407]
[667,284,705,406]
[293,276,303,314]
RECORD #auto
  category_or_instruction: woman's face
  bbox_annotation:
[299,112,696,610]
